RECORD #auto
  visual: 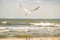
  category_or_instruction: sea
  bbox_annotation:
[0,19,60,38]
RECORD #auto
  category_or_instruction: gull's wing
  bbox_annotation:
[31,0,40,11]
[19,4,32,15]
[31,5,40,11]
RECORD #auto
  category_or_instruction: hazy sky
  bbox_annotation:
[0,0,60,19]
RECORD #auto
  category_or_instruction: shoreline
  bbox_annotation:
[0,37,60,40]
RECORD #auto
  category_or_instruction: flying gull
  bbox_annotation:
[19,0,40,15]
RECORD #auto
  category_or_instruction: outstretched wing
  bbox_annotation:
[19,4,32,15]
[32,5,40,11]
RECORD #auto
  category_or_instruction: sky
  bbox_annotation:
[0,0,60,19]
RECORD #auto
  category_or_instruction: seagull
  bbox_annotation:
[19,0,40,15]
[19,4,40,15]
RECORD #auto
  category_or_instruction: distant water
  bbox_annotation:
[0,19,60,23]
